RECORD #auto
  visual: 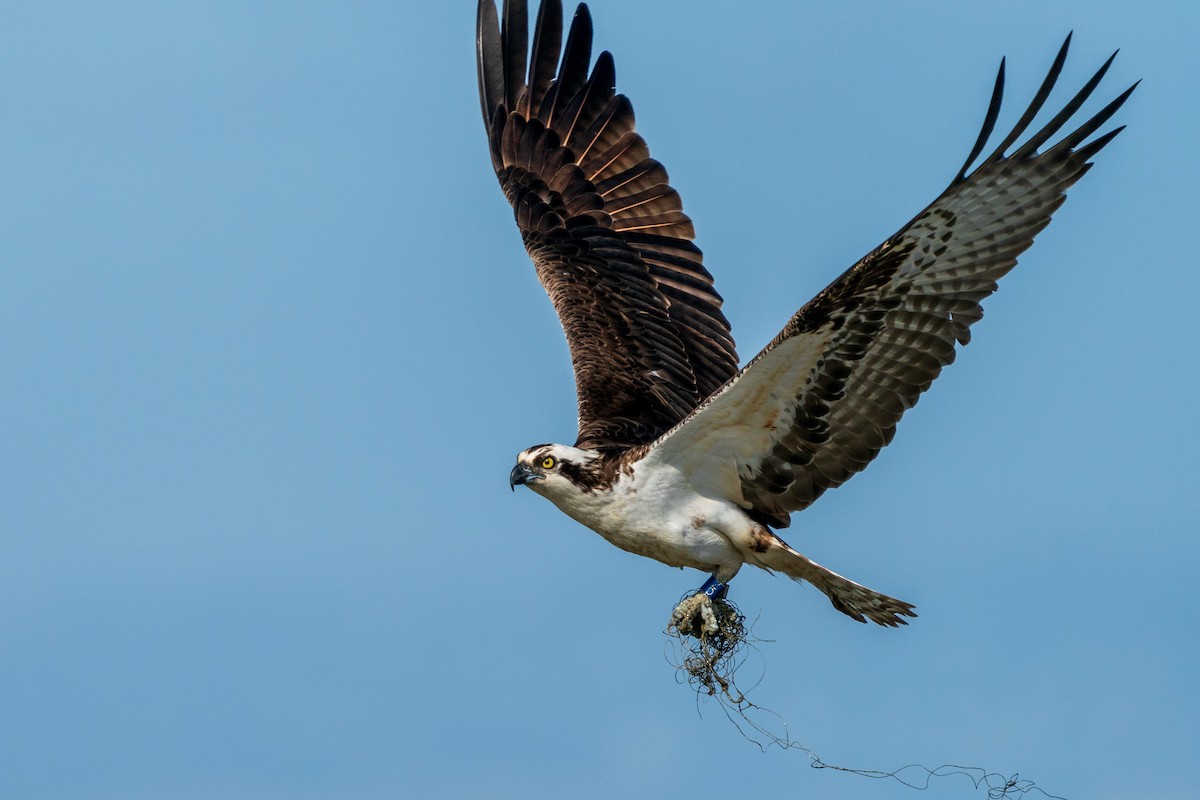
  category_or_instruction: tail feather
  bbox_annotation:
[756,534,917,627]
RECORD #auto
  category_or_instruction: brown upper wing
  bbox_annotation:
[477,0,739,450]
[641,35,1135,527]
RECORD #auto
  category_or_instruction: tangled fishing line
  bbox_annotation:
[666,592,752,702]
[665,593,1066,800]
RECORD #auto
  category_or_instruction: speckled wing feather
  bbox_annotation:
[643,35,1135,528]
[478,0,739,450]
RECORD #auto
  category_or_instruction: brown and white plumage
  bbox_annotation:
[478,0,737,450]
[483,0,1135,626]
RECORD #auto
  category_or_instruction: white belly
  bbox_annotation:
[546,461,749,575]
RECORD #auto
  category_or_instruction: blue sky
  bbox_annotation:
[1,2,1196,799]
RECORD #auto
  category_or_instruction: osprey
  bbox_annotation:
[478,0,1133,626]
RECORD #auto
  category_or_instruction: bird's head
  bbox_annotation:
[509,443,602,499]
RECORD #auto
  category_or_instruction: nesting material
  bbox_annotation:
[667,592,749,701]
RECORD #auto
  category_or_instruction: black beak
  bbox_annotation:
[509,462,535,491]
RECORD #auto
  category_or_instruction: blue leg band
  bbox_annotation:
[699,575,727,599]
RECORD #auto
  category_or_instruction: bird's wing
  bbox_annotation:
[640,36,1135,528]
[478,0,738,450]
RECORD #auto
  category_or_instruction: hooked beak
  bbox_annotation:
[509,462,538,491]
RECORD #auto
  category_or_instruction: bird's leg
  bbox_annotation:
[670,574,729,637]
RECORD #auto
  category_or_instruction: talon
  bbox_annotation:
[697,599,718,635]
[670,591,719,637]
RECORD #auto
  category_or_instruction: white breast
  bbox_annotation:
[543,460,750,575]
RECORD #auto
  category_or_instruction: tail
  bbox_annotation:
[755,533,917,627]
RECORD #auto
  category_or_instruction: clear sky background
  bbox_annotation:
[1,2,1196,799]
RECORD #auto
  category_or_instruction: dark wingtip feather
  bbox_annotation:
[1013,46,1120,159]
[546,2,594,127]
[477,0,504,126]
[525,0,564,115]
[564,3,594,76]
[501,0,530,113]
[1073,124,1127,164]
[1048,79,1139,157]
[955,57,1005,183]
[955,34,1136,183]
[591,50,616,92]
[979,33,1072,164]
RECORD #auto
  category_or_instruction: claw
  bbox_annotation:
[670,575,734,637]
[670,592,718,637]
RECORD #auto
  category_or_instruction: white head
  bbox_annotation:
[508,443,605,501]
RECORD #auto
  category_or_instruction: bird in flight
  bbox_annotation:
[478,0,1134,626]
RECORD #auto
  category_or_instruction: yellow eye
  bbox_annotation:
[540,456,556,470]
